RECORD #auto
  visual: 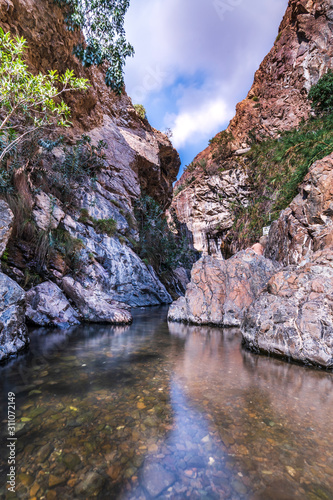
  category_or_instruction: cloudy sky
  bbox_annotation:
[124,0,288,175]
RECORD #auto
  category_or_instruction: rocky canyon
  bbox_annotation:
[168,0,333,369]
[0,0,333,370]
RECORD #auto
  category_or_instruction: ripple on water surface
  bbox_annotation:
[0,306,332,499]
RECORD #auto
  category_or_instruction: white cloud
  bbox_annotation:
[166,97,232,150]
[124,0,288,156]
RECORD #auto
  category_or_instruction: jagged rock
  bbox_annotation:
[172,0,333,257]
[62,215,172,307]
[0,272,29,361]
[0,200,13,258]
[32,192,65,231]
[173,167,251,256]
[62,276,133,324]
[0,0,180,306]
[265,153,333,266]
[168,249,279,326]
[242,249,333,368]
[25,281,80,328]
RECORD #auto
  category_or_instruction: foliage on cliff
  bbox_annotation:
[0,30,88,190]
[227,112,333,249]
[308,71,333,114]
[54,0,134,93]
[134,195,198,275]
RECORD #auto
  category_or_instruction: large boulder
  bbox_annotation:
[242,249,333,369]
[25,281,80,328]
[62,276,132,324]
[168,249,279,326]
[0,199,13,258]
[0,272,29,361]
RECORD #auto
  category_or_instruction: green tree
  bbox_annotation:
[55,0,134,93]
[308,71,333,114]
[0,29,89,163]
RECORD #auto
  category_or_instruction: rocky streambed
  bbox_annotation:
[0,307,332,499]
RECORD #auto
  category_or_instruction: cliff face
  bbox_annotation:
[172,0,333,257]
[0,0,182,322]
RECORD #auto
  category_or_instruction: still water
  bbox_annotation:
[0,306,332,499]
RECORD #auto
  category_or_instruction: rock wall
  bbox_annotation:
[168,248,279,327]
[0,202,28,360]
[265,153,333,266]
[242,153,333,368]
[172,0,333,257]
[0,0,180,319]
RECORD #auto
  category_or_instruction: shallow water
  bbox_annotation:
[0,306,332,499]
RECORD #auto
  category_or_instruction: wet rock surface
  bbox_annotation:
[0,272,28,361]
[0,308,332,499]
[168,249,279,326]
[242,248,333,368]
[25,281,80,328]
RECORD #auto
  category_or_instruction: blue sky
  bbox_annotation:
[124,0,288,176]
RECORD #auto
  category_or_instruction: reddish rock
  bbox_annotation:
[168,249,279,327]
[251,243,264,256]
[172,0,333,257]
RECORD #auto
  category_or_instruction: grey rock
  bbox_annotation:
[242,249,333,368]
[25,281,80,328]
[0,200,13,258]
[32,191,65,231]
[141,462,176,497]
[168,249,279,326]
[75,471,105,496]
[0,272,29,361]
[62,276,133,324]
[63,216,172,307]
[172,168,250,257]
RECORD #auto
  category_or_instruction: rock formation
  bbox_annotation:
[25,281,80,328]
[168,1,333,368]
[168,248,279,327]
[0,0,180,359]
[0,201,28,360]
[242,153,333,368]
[172,0,333,257]
[265,153,333,266]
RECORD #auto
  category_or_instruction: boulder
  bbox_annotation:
[0,272,29,361]
[62,276,132,324]
[168,249,279,326]
[242,249,333,368]
[25,281,80,328]
[0,199,14,258]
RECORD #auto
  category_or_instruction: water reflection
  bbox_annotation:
[0,308,332,499]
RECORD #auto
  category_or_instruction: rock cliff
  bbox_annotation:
[172,0,333,257]
[0,203,28,360]
[168,0,333,369]
[242,153,333,368]
[0,0,182,359]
